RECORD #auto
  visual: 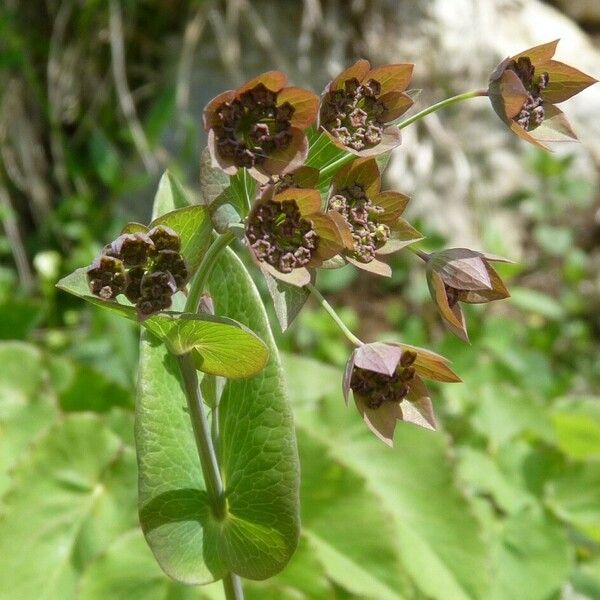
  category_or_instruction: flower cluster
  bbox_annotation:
[329,182,389,264]
[319,59,414,156]
[425,248,510,341]
[204,72,318,181]
[87,225,188,319]
[343,342,460,446]
[326,158,420,276]
[246,198,318,274]
[245,187,350,287]
[350,349,417,408]
[488,40,596,148]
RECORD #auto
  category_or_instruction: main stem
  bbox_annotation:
[186,230,236,313]
[397,89,488,130]
[306,283,364,347]
[179,228,244,599]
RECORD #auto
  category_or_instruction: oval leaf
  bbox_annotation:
[137,249,300,583]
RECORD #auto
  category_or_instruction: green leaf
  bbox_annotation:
[57,267,136,319]
[284,354,490,600]
[509,287,565,320]
[79,530,220,600]
[0,415,138,600]
[0,342,58,500]
[136,249,300,583]
[144,312,268,379]
[49,357,133,413]
[551,397,600,459]
[264,270,310,331]
[489,508,572,600]
[305,128,352,193]
[150,205,212,271]
[547,462,600,541]
[152,170,191,220]
[199,147,230,206]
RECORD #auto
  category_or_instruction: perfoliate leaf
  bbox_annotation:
[136,249,299,583]
[144,312,268,379]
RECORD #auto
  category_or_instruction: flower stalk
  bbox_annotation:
[397,89,488,130]
[306,282,364,347]
[185,230,237,312]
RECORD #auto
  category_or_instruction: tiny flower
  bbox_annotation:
[326,158,422,276]
[203,72,319,181]
[343,342,453,446]
[86,255,125,300]
[147,225,182,252]
[488,40,597,149]
[110,232,155,266]
[245,187,351,287]
[425,248,511,341]
[86,226,189,320]
[319,59,414,156]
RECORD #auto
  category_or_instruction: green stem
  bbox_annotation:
[180,229,244,598]
[177,354,225,518]
[177,354,244,599]
[186,230,236,313]
[306,283,364,347]
[397,89,488,130]
[223,572,245,599]
[318,152,354,181]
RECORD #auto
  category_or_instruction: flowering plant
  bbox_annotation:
[57,43,596,599]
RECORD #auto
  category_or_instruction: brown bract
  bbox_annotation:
[342,342,459,446]
[318,59,414,156]
[203,71,318,182]
[488,39,597,150]
[426,248,511,341]
[326,158,422,277]
[245,187,350,287]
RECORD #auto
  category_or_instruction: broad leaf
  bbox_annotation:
[0,342,58,500]
[0,415,137,600]
[145,312,268,379]
[284,353,490,600]
[56,271,266,378]
[547,462,600,541]
[152,170,191,220]
[489,508,572,600]
[264,270,310,331]
[79,530,220,600]
[137,249,300,583]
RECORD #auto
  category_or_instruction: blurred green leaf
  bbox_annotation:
[552,398,600,459]
[509,287,565,320]
[489,508,572,600]
[547,462,600,541]
[151,170,190,220]
[79,530,219,600]
[0,415,137,600]
[284,354,490,600]
[0,342,58,500]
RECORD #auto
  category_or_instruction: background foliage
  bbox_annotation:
[1,1,600,598]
